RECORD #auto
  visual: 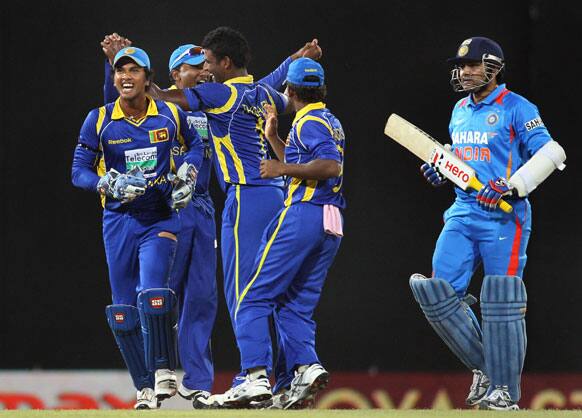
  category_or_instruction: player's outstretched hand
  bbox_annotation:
[476,177,515,211]
[291,39,322,61]
[101,32,132,65]
[260,159,285,178]
[420,163,447,187]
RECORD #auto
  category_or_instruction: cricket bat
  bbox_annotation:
[384,113,512,214]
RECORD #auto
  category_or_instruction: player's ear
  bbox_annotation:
[170,69,179,83]
[222,56,232,70]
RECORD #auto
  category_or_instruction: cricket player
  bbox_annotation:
[148,26,323,404]
[411,37,566,410]
[210,57,345,410]
[71,46,204,409]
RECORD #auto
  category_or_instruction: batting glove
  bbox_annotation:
[476,177,516,211]
[420,163,447,187]
[168,162,198,210]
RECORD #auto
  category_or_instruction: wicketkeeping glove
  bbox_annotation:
[97,167,147,203]
[420,163,447,187]
[476,177,516,211]
[168,162,198,210]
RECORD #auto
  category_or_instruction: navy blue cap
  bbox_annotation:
[168,44,205,72]
[113,47,151,70]
[286,57,324,87]
[448,37,504,64]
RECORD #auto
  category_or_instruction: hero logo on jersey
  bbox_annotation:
[150,297,164,308]
[125,147,157,178]
[149,128,169,143]
[524,117,544,131]
[114,313,125,323]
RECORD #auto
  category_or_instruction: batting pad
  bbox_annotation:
[410,274,485,371]
[138,288,178,372]
[105,304,153,390]
[481,275,527,401]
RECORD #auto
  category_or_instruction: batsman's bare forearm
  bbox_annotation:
[282,159,341,180]
[148,84,190,110]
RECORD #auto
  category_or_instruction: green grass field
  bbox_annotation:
[1,410,581,418]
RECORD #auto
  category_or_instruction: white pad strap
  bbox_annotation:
[509,141,566,197]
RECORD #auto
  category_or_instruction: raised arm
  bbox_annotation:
[148,83,191,111]
[101,33,132,103]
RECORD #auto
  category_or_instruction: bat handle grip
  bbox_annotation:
[469,177,514,214]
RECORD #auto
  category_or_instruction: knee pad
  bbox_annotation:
[410,274,484,371]
[105,304,153,389]
[138,288,179,371]
[481,275,527,401]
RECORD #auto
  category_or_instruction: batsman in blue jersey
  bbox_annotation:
[410,37,566,411]
[149,27,324,406]
[72,46,204,410]
[210,58,345,409]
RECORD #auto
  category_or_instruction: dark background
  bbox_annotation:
[1,1,580,374]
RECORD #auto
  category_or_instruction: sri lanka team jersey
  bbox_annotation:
[183,76,287,189]
[284,102,346,208]
[77,97,203,213]
[449,83,552,203]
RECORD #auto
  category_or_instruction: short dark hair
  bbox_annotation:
[287,83,327,103]
[202,26,251,68]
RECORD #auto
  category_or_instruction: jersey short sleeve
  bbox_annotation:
[183,82,234,113]
[259,83,288,114]
[298,119,341,162]
[513,99,552,158]
[78,108,102,151]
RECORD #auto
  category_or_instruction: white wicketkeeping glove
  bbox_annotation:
[168,162,198,210]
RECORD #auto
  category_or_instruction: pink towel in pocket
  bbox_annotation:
[323,204,343,237]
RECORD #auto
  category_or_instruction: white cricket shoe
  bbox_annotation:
[155,369,177,400]
[466,369,490,406]
[134,387,159,409]
[178,382,210,401]
[284,364,329,409]
[479,385,520,410]
[221,375,272,408]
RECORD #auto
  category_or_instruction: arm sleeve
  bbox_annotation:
[177,108,204,171]
[258,57,292,90]
[103,60,119,104]
[71,110,101,191]
[298,120,341,162]
[513,100,553,159]
[262,84,288,114]
[183,82,233,113]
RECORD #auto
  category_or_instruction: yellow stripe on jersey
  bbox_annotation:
[165,102,185,147]
[234,185,241,301]
[98,156,106,208]
[206,84,238,115]
[301,180,318,202]
[292,102,326,125]
[284,178,302,207]
[96,107,106,135]
[297,115,333,140]
[212,133,246,184]
[111,97,159,125]
[235,205,290,319]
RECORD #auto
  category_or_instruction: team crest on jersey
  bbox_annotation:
[150,297,164,308]
[149,128,169,143]
[486,113,499,126]
[114,313,125,323]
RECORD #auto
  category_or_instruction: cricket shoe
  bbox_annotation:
[134,387,160,410]
[155,369,177,400]
[220,375,272,408]
[479,385,519,411]
[466,369,490,406]
[284,364,329,409]
[178,382,210,401]
[249,391,290,409]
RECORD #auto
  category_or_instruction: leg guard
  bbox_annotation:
[105,305,153,390]
[410,274,484,371]
[481,275,527,402]
[138,288,179,372]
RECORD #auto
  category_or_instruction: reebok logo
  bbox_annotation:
[150,297,164,308]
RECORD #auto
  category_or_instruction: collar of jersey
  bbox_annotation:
[224,75,254,85]
[469,83,507,107]
[293,102,326,125]
[111,96,159,120]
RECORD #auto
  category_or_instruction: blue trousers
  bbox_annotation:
[235,202,342,374]
[103,209,179,304]
[169,196,217,392]
[433,199,532,296]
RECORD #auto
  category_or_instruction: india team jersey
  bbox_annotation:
[183,75,287,189]
[284,102,346,208]
[78,97,203,213]
[449,83,552,202]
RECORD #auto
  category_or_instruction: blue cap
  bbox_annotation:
[286,57,324,87]
[168,44,205,72]
[448,37,504,64]
[113,47,151,70]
